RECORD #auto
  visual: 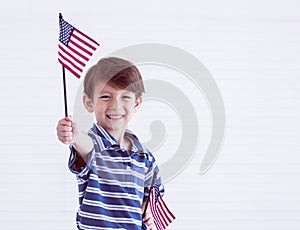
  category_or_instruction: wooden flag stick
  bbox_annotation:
[62,66,68,117]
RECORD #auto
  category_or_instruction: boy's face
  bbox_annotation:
[84,83,142,136]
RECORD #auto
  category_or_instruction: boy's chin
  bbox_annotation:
[101,122,127,132]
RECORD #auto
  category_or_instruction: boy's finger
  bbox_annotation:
[57,130,73,137]
[143,217,155,230]
[58,125,73,132]
[143,214,151,223]
[58,119,72,127]
[65,116,73,122]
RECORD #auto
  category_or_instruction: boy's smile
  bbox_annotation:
[106,114,125,120]
[84,83,142,140]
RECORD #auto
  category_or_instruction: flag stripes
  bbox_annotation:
[58,44,85,67]
[58,15,99,78]
[149,185,175,230]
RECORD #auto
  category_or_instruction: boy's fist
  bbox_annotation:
[56,116,77,144]
[56,116,93,159]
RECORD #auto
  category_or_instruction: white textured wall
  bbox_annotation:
[0,0,299,229]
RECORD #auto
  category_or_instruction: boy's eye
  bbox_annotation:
[99,95,111,100]
[122,95,131,99]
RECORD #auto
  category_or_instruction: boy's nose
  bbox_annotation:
[109,98,121,110]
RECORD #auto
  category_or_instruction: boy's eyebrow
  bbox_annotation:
[99,89,132,95]
[99,90,112,94]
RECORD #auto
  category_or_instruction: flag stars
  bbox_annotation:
[59,19,74,46]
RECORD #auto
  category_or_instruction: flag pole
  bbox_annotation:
[62,66,68,117]
[142,171,158,218]
[59,13,68,117]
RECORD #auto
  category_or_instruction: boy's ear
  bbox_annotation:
[83,94,94,113]
[133,96,142,112]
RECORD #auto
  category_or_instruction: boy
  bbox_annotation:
[56,57,164,230]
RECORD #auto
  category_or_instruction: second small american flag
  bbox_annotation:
[150,184,176,230]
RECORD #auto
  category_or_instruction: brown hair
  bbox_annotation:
[83,57,145,100]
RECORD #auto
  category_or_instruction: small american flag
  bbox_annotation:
[58,14,99,78]
[150,184,176,230]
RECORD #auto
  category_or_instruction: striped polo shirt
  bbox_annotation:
[68,123,164,230]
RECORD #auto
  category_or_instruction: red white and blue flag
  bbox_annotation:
[58,14,99,78]
[150,184,176,230]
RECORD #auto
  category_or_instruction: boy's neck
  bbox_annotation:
[112,130,124,145]
[107,128,131,151]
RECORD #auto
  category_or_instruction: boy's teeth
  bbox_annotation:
[108,115,123,119]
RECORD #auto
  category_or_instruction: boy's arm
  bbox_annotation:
[56,116,93,163]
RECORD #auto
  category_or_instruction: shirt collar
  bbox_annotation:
[91,123,148,156]
[124,129,149,155]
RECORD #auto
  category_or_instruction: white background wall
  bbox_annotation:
[0,0,299,229]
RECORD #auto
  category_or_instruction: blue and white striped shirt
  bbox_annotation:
[69,123,164,230]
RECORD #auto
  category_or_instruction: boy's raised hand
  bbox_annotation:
[56,116,93,161]
[56,116,76,144]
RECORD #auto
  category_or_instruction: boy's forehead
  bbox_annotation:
[94,82,132,94]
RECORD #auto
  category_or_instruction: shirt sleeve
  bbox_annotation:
[68,145,95,179]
